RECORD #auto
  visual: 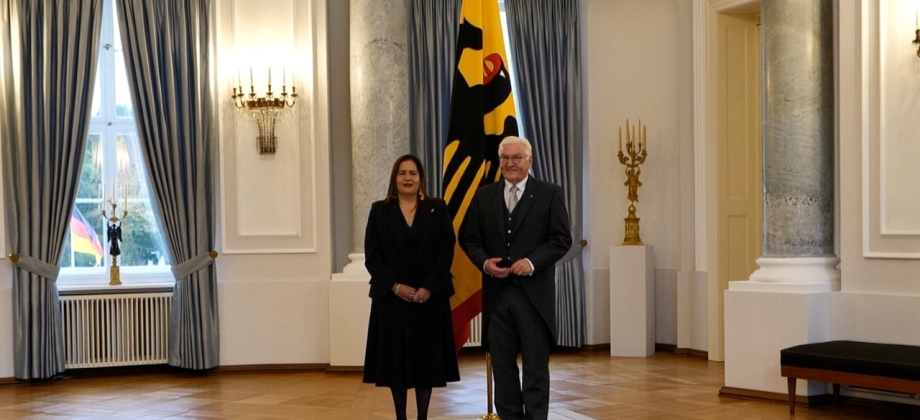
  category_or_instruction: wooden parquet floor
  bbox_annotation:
[0,349,917,419]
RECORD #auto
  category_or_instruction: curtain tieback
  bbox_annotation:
[8,253,61,281]
[557,238,587,265]
[171,251,219,280]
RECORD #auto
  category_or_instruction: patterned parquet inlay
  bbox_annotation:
[0,349,916,419]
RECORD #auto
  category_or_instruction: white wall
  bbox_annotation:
[656,269,677,344]
[217,258,332,365]
[583,0,698,347]
[214,0,333,365]
[835,0,920,342]
[689,271,708,350]
[839,0,920,295]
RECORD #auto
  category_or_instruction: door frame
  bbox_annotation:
[692,0,762,362]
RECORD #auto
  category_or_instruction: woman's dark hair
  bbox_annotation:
[384,154,428,206]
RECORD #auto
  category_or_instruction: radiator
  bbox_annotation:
[60,293,172,369]
[465,313,483,347]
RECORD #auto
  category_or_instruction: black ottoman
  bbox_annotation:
[780,340,920,414]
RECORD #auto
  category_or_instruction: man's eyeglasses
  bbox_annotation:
[499,155,528,164]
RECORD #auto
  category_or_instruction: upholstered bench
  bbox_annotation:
[780,340,920,414]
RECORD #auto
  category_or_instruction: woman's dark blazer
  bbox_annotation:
[364,198,455,300]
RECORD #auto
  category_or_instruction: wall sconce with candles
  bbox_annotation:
[231,68,297,154]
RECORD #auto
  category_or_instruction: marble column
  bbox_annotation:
[744,0,839,289]
[330,0,409,367]
[724,0,837,396]
[344,0,409,272]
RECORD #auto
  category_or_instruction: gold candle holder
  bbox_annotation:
[617,119,648,245]
[101,187,128,286]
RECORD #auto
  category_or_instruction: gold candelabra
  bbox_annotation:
[617,119,648,245]
[102,188,128,286]
[231,68,297,154]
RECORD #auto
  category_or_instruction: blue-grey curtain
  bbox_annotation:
[0,0,103,379]
[115,0,219,370]
[407,0,461,194]
[505,0,585,347]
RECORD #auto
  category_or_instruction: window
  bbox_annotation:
[59,0,169,287]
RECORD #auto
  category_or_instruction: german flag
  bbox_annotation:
[444,0,518,353]
[71,207,104,266]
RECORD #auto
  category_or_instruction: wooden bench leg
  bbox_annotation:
[788,377,796,414]
[833,383,840,406]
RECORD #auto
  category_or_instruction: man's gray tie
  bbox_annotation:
[507,185,519,212]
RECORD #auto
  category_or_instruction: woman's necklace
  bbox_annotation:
[400,200,418,226]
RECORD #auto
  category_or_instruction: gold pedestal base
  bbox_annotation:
[109,265,122,286]
[623,204,643,245]
[480,414,501,420]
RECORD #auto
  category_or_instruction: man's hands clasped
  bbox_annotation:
[484,257,533,278]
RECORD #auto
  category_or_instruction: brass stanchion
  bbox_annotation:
[480,352,501,420]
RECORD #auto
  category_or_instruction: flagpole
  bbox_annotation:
[480,352,501,420]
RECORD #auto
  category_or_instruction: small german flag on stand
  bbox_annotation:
[71,207,104,266]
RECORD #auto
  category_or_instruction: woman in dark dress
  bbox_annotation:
[363,154,460,420]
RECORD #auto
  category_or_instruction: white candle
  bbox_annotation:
[625,119,630,150]
[636,119,641,150]
[632,125,636,149]
[268,67,272,86]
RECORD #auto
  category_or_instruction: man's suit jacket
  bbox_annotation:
[364,198,455,300]
[460,177,572,350]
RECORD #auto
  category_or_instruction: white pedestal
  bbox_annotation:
[724,284,831,396]
[609,245,655,357]
[328,254,371,368]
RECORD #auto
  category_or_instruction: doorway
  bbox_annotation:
[705,2,763,362]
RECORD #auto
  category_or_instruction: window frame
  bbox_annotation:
[58,0,172,290]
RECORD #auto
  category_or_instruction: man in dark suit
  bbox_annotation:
[460,136,572,420]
